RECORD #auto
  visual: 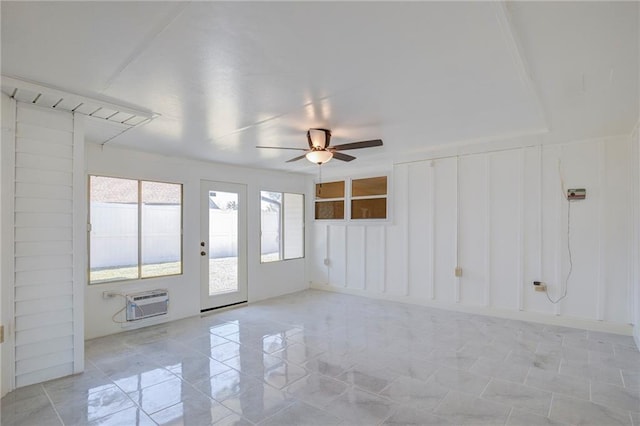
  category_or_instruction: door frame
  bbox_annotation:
[200,180,248,311]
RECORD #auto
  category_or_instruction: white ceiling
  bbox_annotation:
[2,1,637,173]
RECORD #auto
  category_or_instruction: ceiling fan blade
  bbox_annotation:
[330,139,383,151]
[286,154,308,163]
[256,145,308,151]
[332,152,356,162]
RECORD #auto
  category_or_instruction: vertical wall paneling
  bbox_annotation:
[346,226,365,290]
[428,161,435,300]
[490,150,520,310]
[408,163,429,300]
[484,155,492,307]
[325,224,330,284]
[71,114,85,372]
[362,228,367,291]
[385,164,408,295]
[454,157,460,303]
[433,158,457,304]
[517,149,525,311]
[1,95,17,394]
[364,226,384,293]
[405,168,410,297]
[458,155,486,306]
[311,137,633,330]
[554,152,563,316]
[328,226,346,287]
[13,103,76,387]
[597,141,606,321]
[382,227,387,293]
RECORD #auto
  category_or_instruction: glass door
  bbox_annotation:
[200,180,247,311]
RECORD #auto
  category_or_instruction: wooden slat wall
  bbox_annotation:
[13,103,75,387]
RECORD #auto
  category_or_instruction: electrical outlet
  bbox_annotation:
[533,281,547,292]
[567,188,586,200]
[454,267,463,277]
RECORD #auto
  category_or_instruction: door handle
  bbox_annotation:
[201,251,207,256]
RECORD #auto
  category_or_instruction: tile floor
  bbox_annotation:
[2,289,640,425]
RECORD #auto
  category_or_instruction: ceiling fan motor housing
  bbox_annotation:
[307,128,331,150]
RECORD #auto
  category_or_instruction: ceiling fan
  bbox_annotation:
[256,128,383,164]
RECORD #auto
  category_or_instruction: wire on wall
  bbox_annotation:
[545,159,573,304]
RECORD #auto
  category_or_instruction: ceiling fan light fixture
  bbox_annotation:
[306,149,333,164]
[307,128,330,149]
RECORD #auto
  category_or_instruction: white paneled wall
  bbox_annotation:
[311,137,634,329]
[10,102,82,387]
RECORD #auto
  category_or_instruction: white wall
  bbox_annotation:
[85,144,308,339]
[633,123,640,348]
[310,137,635,333]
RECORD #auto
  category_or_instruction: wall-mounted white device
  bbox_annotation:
[567,188,586,200]
[126,289,169,321]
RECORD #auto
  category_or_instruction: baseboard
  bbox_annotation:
[634,325,640,350]
[310,283,634,336]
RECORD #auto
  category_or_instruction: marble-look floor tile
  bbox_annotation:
[590,381,640,412]
[263,360,308,389]
[327,387,395,425]
[336,363,398,394]
[380,374,449,410]
[284,372,348,408]
[429,366,491,395]
[193,368,263,402]
[220,383,294,423]
[563,337,615,355]
[432,391,511,425]
[151,398,234,425]
[382,405,454,425]
[481,378,552,416]
[549,393,631,426]
[631,411,640,426]
[128,376,204,415]
[167,356,232,384]
[87,406,156,426]
[590,351,640,371]
[1,392,61,426]
[258,400,342,426]
[55,386,135,425]
[428,348,478,370]
[43,369,116,405]
[559,359,624,386]
[271,343,324,366]
[623,370,640,391]
[469,357,531,384]
[525,368,590,400]
[506,408,569,426]
[223,351,282,379]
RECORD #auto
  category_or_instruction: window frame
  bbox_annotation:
[88,174,184,285]
[260,190,305,263]
[313,174,391,224]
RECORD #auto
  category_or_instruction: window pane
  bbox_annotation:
[89,176,139,283]
[141,181,182,278]
[315,200,344,219]
[261,191,282,262]
[283,193,304,259]
[352,176,387,197]
[351,198,387,219]
[315,181,344,199]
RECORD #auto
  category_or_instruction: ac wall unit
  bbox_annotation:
[126,289,168,321]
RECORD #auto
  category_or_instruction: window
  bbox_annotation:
[313,176,388,221]
[89,176,182,284]
[314,181,345,220]
[351,176,387,219]
[261,191,304,262]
